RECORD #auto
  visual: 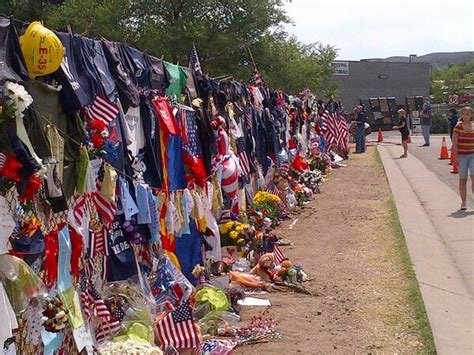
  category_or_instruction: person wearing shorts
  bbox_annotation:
[452,106,474,210]
[393,109,410,158]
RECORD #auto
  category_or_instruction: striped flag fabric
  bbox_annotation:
[189,44,202,75]
[90,226,108,258]
[218,209,231,224]
[249,69,263,87]
[321,105,349,153]
[156,302,200,350]
[79,271,93,321]
[72,195,87,227]
[89,282,121,343]
[236,137,250,176]
[273,244,286,264]
[85,95,119,126]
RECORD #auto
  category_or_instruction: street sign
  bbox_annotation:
[449,94,459,105]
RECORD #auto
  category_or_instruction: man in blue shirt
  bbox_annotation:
[353,105,366,153]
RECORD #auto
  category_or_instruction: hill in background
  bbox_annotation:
[364,51,474,68]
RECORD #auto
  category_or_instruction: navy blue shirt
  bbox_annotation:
[357,112,366,125]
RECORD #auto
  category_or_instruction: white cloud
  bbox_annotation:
[283,0,474,60]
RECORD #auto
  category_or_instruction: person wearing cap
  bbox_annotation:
[419,97,432,146]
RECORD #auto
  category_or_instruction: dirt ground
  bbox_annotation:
[234,145,430,354]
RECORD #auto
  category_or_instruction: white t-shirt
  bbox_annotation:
[124,106,145,157]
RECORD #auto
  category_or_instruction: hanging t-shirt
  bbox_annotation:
[124,106,145,157]
[79,37,116,100]
[0,18,28,82]
[145,54,169,94]
[107,215,138,281]
[102,40,139,108]
[54,32,95,112]
[181,67,198,99]
[123,46,149,88]
[164,62,188,97]
[175,219,203,285]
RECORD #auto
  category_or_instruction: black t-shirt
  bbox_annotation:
[54,32,95,113]
[102,40,140,108]
[399,116,409,135]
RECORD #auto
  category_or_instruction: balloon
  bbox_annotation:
[20,22,64,78]
[221,157,238,197]
[217,128,229,155]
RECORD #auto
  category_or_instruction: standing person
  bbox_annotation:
[419,97,432,146]
[353,105,366,153]
[452,106,474,210]
[448,108,459,140]
[393,109,410,158]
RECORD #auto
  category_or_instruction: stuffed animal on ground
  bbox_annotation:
[274,259,298,284]
[250,253,275,282]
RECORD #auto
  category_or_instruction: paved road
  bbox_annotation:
[368,131,473,204]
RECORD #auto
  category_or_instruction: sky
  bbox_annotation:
[283,0,474,60]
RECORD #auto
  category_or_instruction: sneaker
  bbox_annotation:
[460,202,468,211]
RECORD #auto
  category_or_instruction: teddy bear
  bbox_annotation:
[250,253,275,282]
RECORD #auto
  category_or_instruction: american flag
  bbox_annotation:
[273,244,286,264]
[71,195,87,227]
[90,226,108,258]
[189,44,202,75]
[182,111,203,158]
[321,105,349,153]
[157,302,200,350]
[92,163,116,225]
[249,69,263,87]
[236,137,250,176]
[85,95,119,126]
[90,281,121,343]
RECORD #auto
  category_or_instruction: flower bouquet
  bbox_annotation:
[0,82,33,124]
[218,221,252,247]
[298,169,323,193]
[252,191,283,224]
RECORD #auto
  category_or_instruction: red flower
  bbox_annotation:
[91,133,105,148]
[0,154,23,182]
[88,119,107,132]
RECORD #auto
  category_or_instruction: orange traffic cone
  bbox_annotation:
[451,151,459,174]
[449,148,455,165]
[439,137,450,160]
[407,135,412,144]
[377,128,384,143]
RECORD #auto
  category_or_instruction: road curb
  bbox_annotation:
[377,144,474,355]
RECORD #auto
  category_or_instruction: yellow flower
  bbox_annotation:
[230,231,238,239]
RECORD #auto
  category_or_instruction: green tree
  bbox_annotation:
[1,0,337,94]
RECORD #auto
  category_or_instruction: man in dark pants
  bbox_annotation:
[353,105,366,153]
[419,97,432,146]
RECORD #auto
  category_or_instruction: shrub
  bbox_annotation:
[431,113,448,134]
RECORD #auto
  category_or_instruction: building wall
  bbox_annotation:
[328,61,431,111]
